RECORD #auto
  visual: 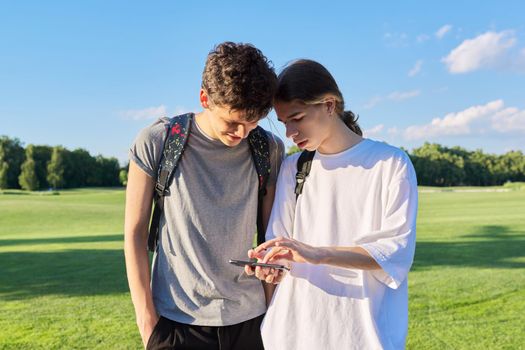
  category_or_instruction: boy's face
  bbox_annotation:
[200,90,260,147]
[209,107,259,147]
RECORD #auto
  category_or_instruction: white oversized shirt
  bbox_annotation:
[261,139,418,350]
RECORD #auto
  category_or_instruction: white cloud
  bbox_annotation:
[364,124,384,137]
[388,90,421,101]
[436,24,453,39]
[491,107,525,132]
[442,30,516,74]
[408,60,423,77]
[120,105,168,120]
[404,100,506,140]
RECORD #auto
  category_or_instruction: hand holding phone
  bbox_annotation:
[229,259,290,271]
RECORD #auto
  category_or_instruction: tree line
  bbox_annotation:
[0,136,126,191]
[287,142,525,187]
[2,135,524,190]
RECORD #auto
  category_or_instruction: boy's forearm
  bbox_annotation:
[124,232,157,324]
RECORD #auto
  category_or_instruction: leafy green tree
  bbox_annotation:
[499,151,525,183]
[47,146,65,189]
[19,145,39,191]
[119,169,128,186]
[92,156,120,186]
[411,143,465,186]
[465,150,492,186]
[0,145,8,189]
[63,148,97,188]
[33,145,53,189]
[0,136,25,188]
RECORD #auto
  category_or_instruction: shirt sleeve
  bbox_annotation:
[128,118,169,178]
[359,156,418,289]
[265,154,298,241]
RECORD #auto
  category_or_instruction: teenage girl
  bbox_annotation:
[247,59,418,350]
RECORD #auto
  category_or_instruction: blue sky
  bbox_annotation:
[1,1,524,164]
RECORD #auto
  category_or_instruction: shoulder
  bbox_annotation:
[364,138,415,180]
[363,138,411,163]
[364,138,404,156]
[134,117,171,144]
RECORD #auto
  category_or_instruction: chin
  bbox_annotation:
[221,136,242,147]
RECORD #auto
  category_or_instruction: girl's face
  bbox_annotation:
[274,100,332,151]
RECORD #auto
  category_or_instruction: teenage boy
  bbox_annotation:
[124,42,284,349]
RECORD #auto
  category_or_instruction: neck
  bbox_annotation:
[195,110,218,140]
[317,118,362,155]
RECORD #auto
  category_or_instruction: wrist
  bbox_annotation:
[136,308,158,328]
[313,247,329,265]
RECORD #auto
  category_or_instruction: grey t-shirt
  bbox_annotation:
[129,116,284,326]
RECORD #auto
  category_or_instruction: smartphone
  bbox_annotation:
[229,259,290,271]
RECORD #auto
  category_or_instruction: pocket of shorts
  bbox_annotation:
[146,317,164,350]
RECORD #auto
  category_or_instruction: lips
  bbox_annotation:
[226,134,242,141]
[296,140,308,149]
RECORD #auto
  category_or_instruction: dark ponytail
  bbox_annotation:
[342,110,362,136]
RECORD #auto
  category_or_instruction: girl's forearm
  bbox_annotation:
[315,246,381,270]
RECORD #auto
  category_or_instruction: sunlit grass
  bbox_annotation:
[0,187,524,349]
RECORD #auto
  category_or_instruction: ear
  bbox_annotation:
[324,98,336,115]
[200,89,210,109]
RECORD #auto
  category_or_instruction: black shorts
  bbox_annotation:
[146,314,265,350]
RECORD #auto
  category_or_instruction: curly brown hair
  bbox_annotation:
[201,42,277,122]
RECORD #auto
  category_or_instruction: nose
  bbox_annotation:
[236,123,259,139]
[286,124,298,139]
[234,124,247,139]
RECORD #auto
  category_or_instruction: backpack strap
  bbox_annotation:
[247,126,271,246]
[295,150,315,200]
[148,113,193,252]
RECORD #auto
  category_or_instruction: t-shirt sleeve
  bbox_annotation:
[359,155,418,289]
[267,133,285,187]
[265,154,297,241]
[128,119,169,178]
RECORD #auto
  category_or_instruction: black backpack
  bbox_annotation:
[295,150,315,200]
[147,113,272,252]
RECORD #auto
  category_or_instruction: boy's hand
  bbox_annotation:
[245,248,288,284]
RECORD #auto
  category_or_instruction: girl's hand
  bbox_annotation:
[245,248,288,284]
[255,237,321,265]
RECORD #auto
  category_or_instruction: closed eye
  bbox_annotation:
[279,115,304,125]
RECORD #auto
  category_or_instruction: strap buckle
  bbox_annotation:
[296,172,306,183]
[154,182,170,196]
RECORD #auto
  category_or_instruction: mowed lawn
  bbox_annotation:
[1,188,524,349]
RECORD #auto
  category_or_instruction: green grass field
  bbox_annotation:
[1,187,524,349]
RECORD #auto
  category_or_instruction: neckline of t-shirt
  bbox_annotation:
[315,138,373,159]
[192,117,228,146]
